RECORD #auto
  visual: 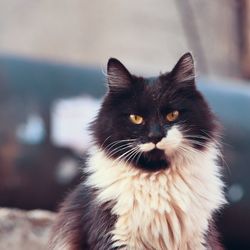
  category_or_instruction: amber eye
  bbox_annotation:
[129,114,144,125]
[166,110,179,122]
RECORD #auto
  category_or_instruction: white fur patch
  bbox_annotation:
[156,126,183,155]
[86,142,226,250]
[139,142,155,152]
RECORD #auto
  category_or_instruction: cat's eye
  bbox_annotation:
[166,110,179,122]
[129,114,144,125]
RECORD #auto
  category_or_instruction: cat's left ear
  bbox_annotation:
[107,58,132,92]
[171,52,195,84]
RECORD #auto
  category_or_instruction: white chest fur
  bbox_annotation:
[86,147,225,250]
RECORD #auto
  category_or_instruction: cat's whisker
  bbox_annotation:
[124,148,140,163]
[114,152,136,169]
[183,138,212,150]
[183,134,211,141]
[100,136,112,148]
[201,129,223,139]
[123,147,140,167]
[200,129,229,147]
[177,148,206,165]
[135,151,143,165]
[106,144,129,156]
[175,120,188,128]
[182,136,229,171]
[105,138,136,149]
[104,139,136,154]
[119,147,142,167]
[104,139,136,153]
[182,135,216,148]
[183,132,219,145]
[177,144,209,160]
[106,144,135,159]
[110,147,139,168]
[129,149,141,166]
[106,142,133,153]
[182,137,229,171]
[179,123,231,174]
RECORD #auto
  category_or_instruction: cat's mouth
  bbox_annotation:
[136,148,169,171]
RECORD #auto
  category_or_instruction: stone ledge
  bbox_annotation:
[0,208,55,250]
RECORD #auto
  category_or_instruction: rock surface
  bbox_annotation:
[0,208,55,250]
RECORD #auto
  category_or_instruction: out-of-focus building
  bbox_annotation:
[0,0,242,77]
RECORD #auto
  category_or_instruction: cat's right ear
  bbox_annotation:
[170,52,195,84]
[107,58,132,92]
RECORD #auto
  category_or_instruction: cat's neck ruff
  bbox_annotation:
[85,145,225,250]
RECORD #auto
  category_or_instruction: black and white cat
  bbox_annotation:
[49,53,226,250]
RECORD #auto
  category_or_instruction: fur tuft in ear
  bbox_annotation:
[107,58,132,92]
[171,52,195,84]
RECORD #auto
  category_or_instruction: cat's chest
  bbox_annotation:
[86,149,225,250]
[108,173,206,250]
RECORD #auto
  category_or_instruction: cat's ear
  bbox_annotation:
[171,52,195,84]
[107,58,132,92]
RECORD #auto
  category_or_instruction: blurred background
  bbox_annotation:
[0,0,249,249]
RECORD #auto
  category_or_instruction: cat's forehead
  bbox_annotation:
[139,75,172,101]
[145,76,157,85]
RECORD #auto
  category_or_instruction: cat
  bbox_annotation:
[49,53,226,250]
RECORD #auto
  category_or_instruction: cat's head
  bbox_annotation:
[92,53,218,172]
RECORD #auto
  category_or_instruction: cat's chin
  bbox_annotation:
[135,148,170,172]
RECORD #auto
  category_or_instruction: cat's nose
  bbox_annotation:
[148,124,164,144]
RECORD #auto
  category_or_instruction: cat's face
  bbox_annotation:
[92,53,217,171]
